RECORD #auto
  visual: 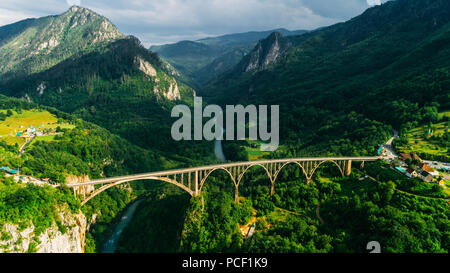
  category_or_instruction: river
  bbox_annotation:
[215,125,227,162]
[101,199,143,253]
[215,138,227,162]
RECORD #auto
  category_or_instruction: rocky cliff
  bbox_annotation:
[239,32,292,73]
[0,207,87,253]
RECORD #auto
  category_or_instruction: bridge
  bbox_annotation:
[66,157,381,206]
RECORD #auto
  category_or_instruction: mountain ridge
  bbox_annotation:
[150,28,308,87]
[200,0,449,156]
[0,5,124,80]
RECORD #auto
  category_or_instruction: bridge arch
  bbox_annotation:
[273,161,309,183]
[236,163,272,187]
[199,167,236,191]
[310,160,345,178]
[80,177,194,206]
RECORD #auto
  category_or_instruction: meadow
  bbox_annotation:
[395,112,449,160]
[0,109,73,149]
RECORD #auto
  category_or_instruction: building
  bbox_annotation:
[400,153,412,161]
[420,172,434,182]
[437,178,446,187]
[26,126,36,134]
[418,163,439,177]
[411,152,422,162]
[406,168,418,178]
[400,152,422,162]
[6,169,19,175]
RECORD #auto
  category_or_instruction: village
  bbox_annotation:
[1,165,58,187]
[16,124,64,138]
[379,145,448,189]
[0,124,65,187]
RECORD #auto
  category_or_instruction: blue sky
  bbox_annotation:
[0,0,390,46]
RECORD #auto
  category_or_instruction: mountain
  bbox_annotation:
[0,7,212,164]
[150,28,307,87]
[0,6,123,81]
[201,0,450,156]
[234,32,295,74]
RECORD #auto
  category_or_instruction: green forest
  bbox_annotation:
[114,162,449,253]
[0,0,449,254]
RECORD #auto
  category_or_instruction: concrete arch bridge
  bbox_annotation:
[66,157,380,206]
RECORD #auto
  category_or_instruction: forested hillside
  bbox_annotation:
[0,7,214,164]
[201,0,449,157]
[1,1,448,254]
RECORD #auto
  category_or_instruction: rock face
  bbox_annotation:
[153,76,181,101]
[0,208,87,253]
[67,174,94,197]
[134,56,182,101]
[240,32,291,73]
[165,80,181,101]
[136,57,157,77]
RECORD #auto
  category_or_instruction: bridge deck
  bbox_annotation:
[67,157,380,187]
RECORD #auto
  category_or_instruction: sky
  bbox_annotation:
[0,0,390,47]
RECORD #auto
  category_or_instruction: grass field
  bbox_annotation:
[395,113,449,159]
[244,140,286,161]
[28,135,57,148]
[0,109,73,148]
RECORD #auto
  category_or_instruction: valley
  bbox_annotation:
[0,0,449,254]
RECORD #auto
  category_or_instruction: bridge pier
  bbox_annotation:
[345,160,352,176]
[234,185,239,203]
[270,182,275,197]
[194,171,199,196]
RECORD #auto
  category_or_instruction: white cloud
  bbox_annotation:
[66,0,81,6]
[367,0,382,6]
[0,0,384,46]
[0,8,36,26]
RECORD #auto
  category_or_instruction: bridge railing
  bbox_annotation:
[66,156,381,188]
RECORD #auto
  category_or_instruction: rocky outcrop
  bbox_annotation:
[240,32,291,74]
[153,77,181,101]
[0,208,87,253]
[66,175,94,197]
[165,81,181,101]
[136,57,157,77]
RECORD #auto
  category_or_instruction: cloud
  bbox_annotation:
[0,0,389,46]
[66,0,81,6]
[367,0,382,6]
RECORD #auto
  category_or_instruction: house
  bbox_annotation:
[7,169,19,175]
[1,166,10,171]
[418,163,439,176]
[420,171,434,182]
[411,152,422,162]
[26,126,36,134]
[400,153,412,161]
[406,168,418,178]
[16,131,23,137]
[437,178,446,187]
